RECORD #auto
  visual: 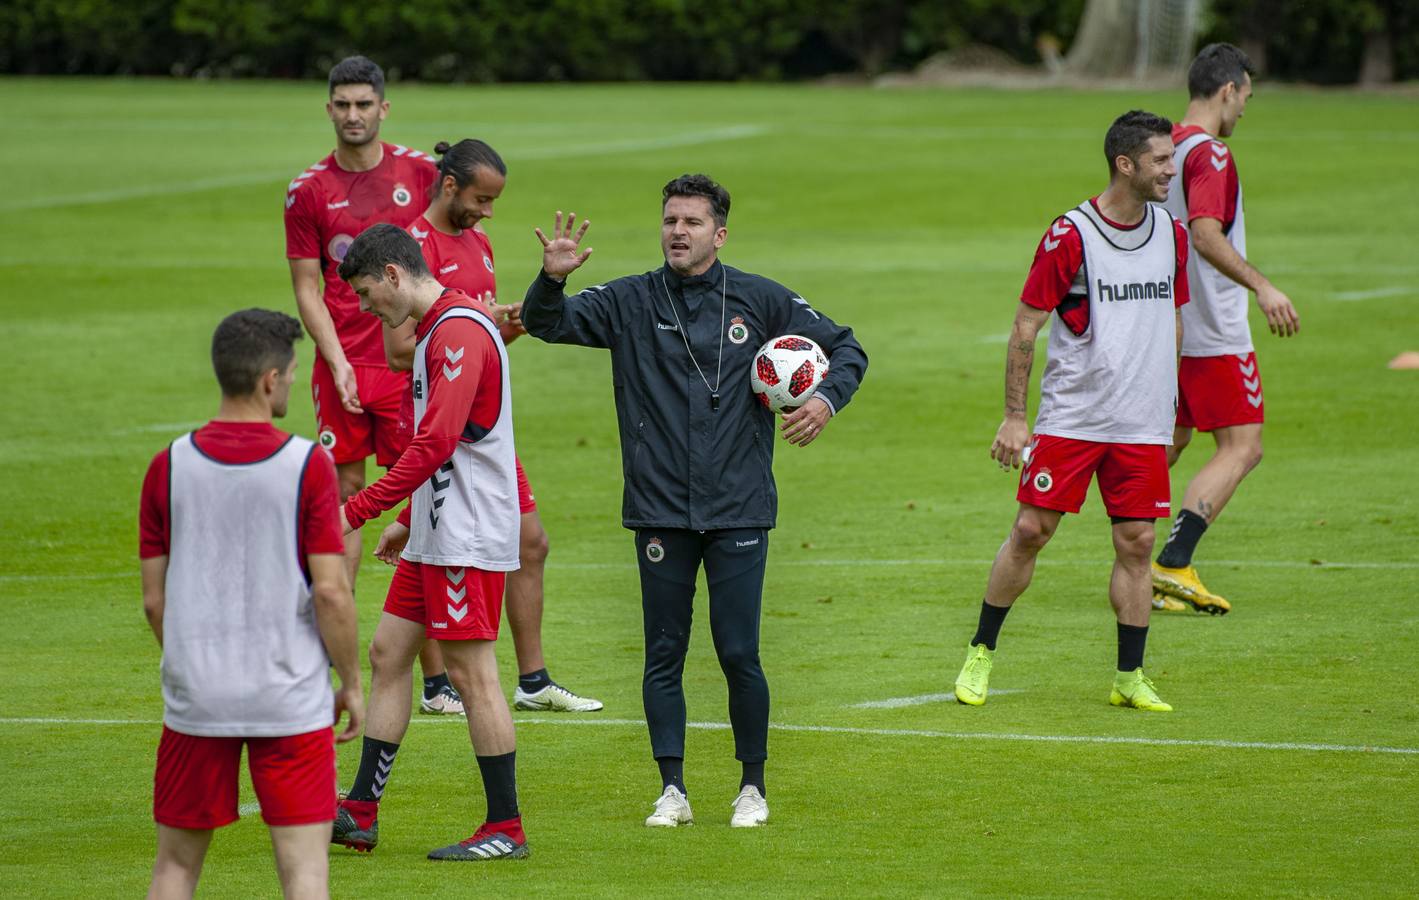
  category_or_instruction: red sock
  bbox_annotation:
[340,798,379,828]
[479,815,525,844]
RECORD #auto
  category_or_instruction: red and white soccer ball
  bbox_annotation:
[750,335,829,414]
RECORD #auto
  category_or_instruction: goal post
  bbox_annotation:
[1063,0,1206,80]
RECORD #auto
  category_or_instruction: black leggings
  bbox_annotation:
[635,528,770,763]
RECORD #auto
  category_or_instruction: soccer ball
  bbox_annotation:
[750,335,829,414]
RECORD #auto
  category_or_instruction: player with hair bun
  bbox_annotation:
[380,137,603,713]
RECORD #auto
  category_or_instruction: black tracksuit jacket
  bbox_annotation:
[522,259,867,531]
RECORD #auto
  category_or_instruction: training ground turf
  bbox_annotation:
[3,78,1417,898]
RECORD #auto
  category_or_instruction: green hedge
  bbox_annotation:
[2,0,1413,82]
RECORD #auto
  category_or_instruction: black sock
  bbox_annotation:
[740,761,765,796]
[423,672,450,700]
[971,601,1012,651]
[1157,509,1208,569]
[1117,623,1149,672]
[657,756,686,796]
[476,751,519,823]
[518,668,552,692]
[347,737,399,802]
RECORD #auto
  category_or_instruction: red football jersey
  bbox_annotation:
[344,289,504,529]
[1172,124,1240,232]
[285,143,438,365]
[139,421,344,568]
[409,216,498,300]
[1020,198,1190,335]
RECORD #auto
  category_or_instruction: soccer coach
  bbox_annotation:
[521,174,866,828]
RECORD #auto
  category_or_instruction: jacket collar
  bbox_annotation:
[661,257,724,292]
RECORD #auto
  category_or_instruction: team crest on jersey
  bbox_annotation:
[483,255,495,273]
[727,317,749,345]
[318,429,337,452]
[645,537,665,563]
[328,233,355,262]
[392,183,412,207]
[1032,469,1054,493]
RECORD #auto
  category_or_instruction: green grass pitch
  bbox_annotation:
[3,77,1418,897]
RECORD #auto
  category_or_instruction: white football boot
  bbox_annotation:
[419,684,466,716]
[644,786,694,827]
[513,683,604,712]
[729,786,769,828]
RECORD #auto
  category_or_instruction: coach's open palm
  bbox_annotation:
[536,210,593,279]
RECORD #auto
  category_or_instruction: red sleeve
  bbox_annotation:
[397,504,412,528]
[139,449,170,559]
[1182,141,1237,228]
[1020,218,1084,312]
[1173,218,1190,308]
[344,317,497,528]
[300,446,346,556]
[284,179,322,260]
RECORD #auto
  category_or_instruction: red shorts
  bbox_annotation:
[384,558,505,640]
[312,359,409,468]
[1177,352,1264,431]
[153,726,335,829]
[1018,434,1171,518]
[516,458,536,515]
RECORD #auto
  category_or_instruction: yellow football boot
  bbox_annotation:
[1110,669,1172,712]
[953,644,994,706]
[1151,562,1231,616]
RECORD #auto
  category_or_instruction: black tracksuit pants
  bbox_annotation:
[635,528,770,763]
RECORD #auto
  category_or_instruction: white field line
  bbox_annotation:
[7,126,769,214]
[849,690,1023,709]
[1330,286,1412,302]
[5,555,1417,584]
[8,715,1415,757]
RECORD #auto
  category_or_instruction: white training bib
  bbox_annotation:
[405,306,520,570]
[1033,201,1180,445]
[1165,131,1252,356]
[163,434,333,737]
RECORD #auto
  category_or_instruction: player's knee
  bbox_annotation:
[1242,440,1263,473]
[1113,527,1155,563]
[337,474,365,501]
[520,523,549,566]
[716,643,762,678]
[367,635,405,677]
[1010,517,1054,553]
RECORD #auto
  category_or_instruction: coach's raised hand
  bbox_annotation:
[536,211,593,281]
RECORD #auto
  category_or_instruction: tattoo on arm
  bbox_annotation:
[1004,337,1035,416]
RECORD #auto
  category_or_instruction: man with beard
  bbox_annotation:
[378,138,604,713]
[283,57,461,715]
[521,174,868,828]
[951,111,1190,713]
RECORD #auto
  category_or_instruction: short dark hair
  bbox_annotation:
[1188,43,1254,100]
[337,223,430,284]
[328,55,385,98]
[431,139,507,199]
[211,309,303,397]
[662,174,730,227]
[1104,109,1173,176]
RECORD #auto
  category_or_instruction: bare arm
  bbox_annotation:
[992,302,1052,469]
[1176,309,1184,371]
[1190,217,1299,337]
[141,556,168,646]
[307,552,364,742]
[289,258,363,412]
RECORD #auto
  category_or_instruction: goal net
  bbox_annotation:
[1063,0,1206,80]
